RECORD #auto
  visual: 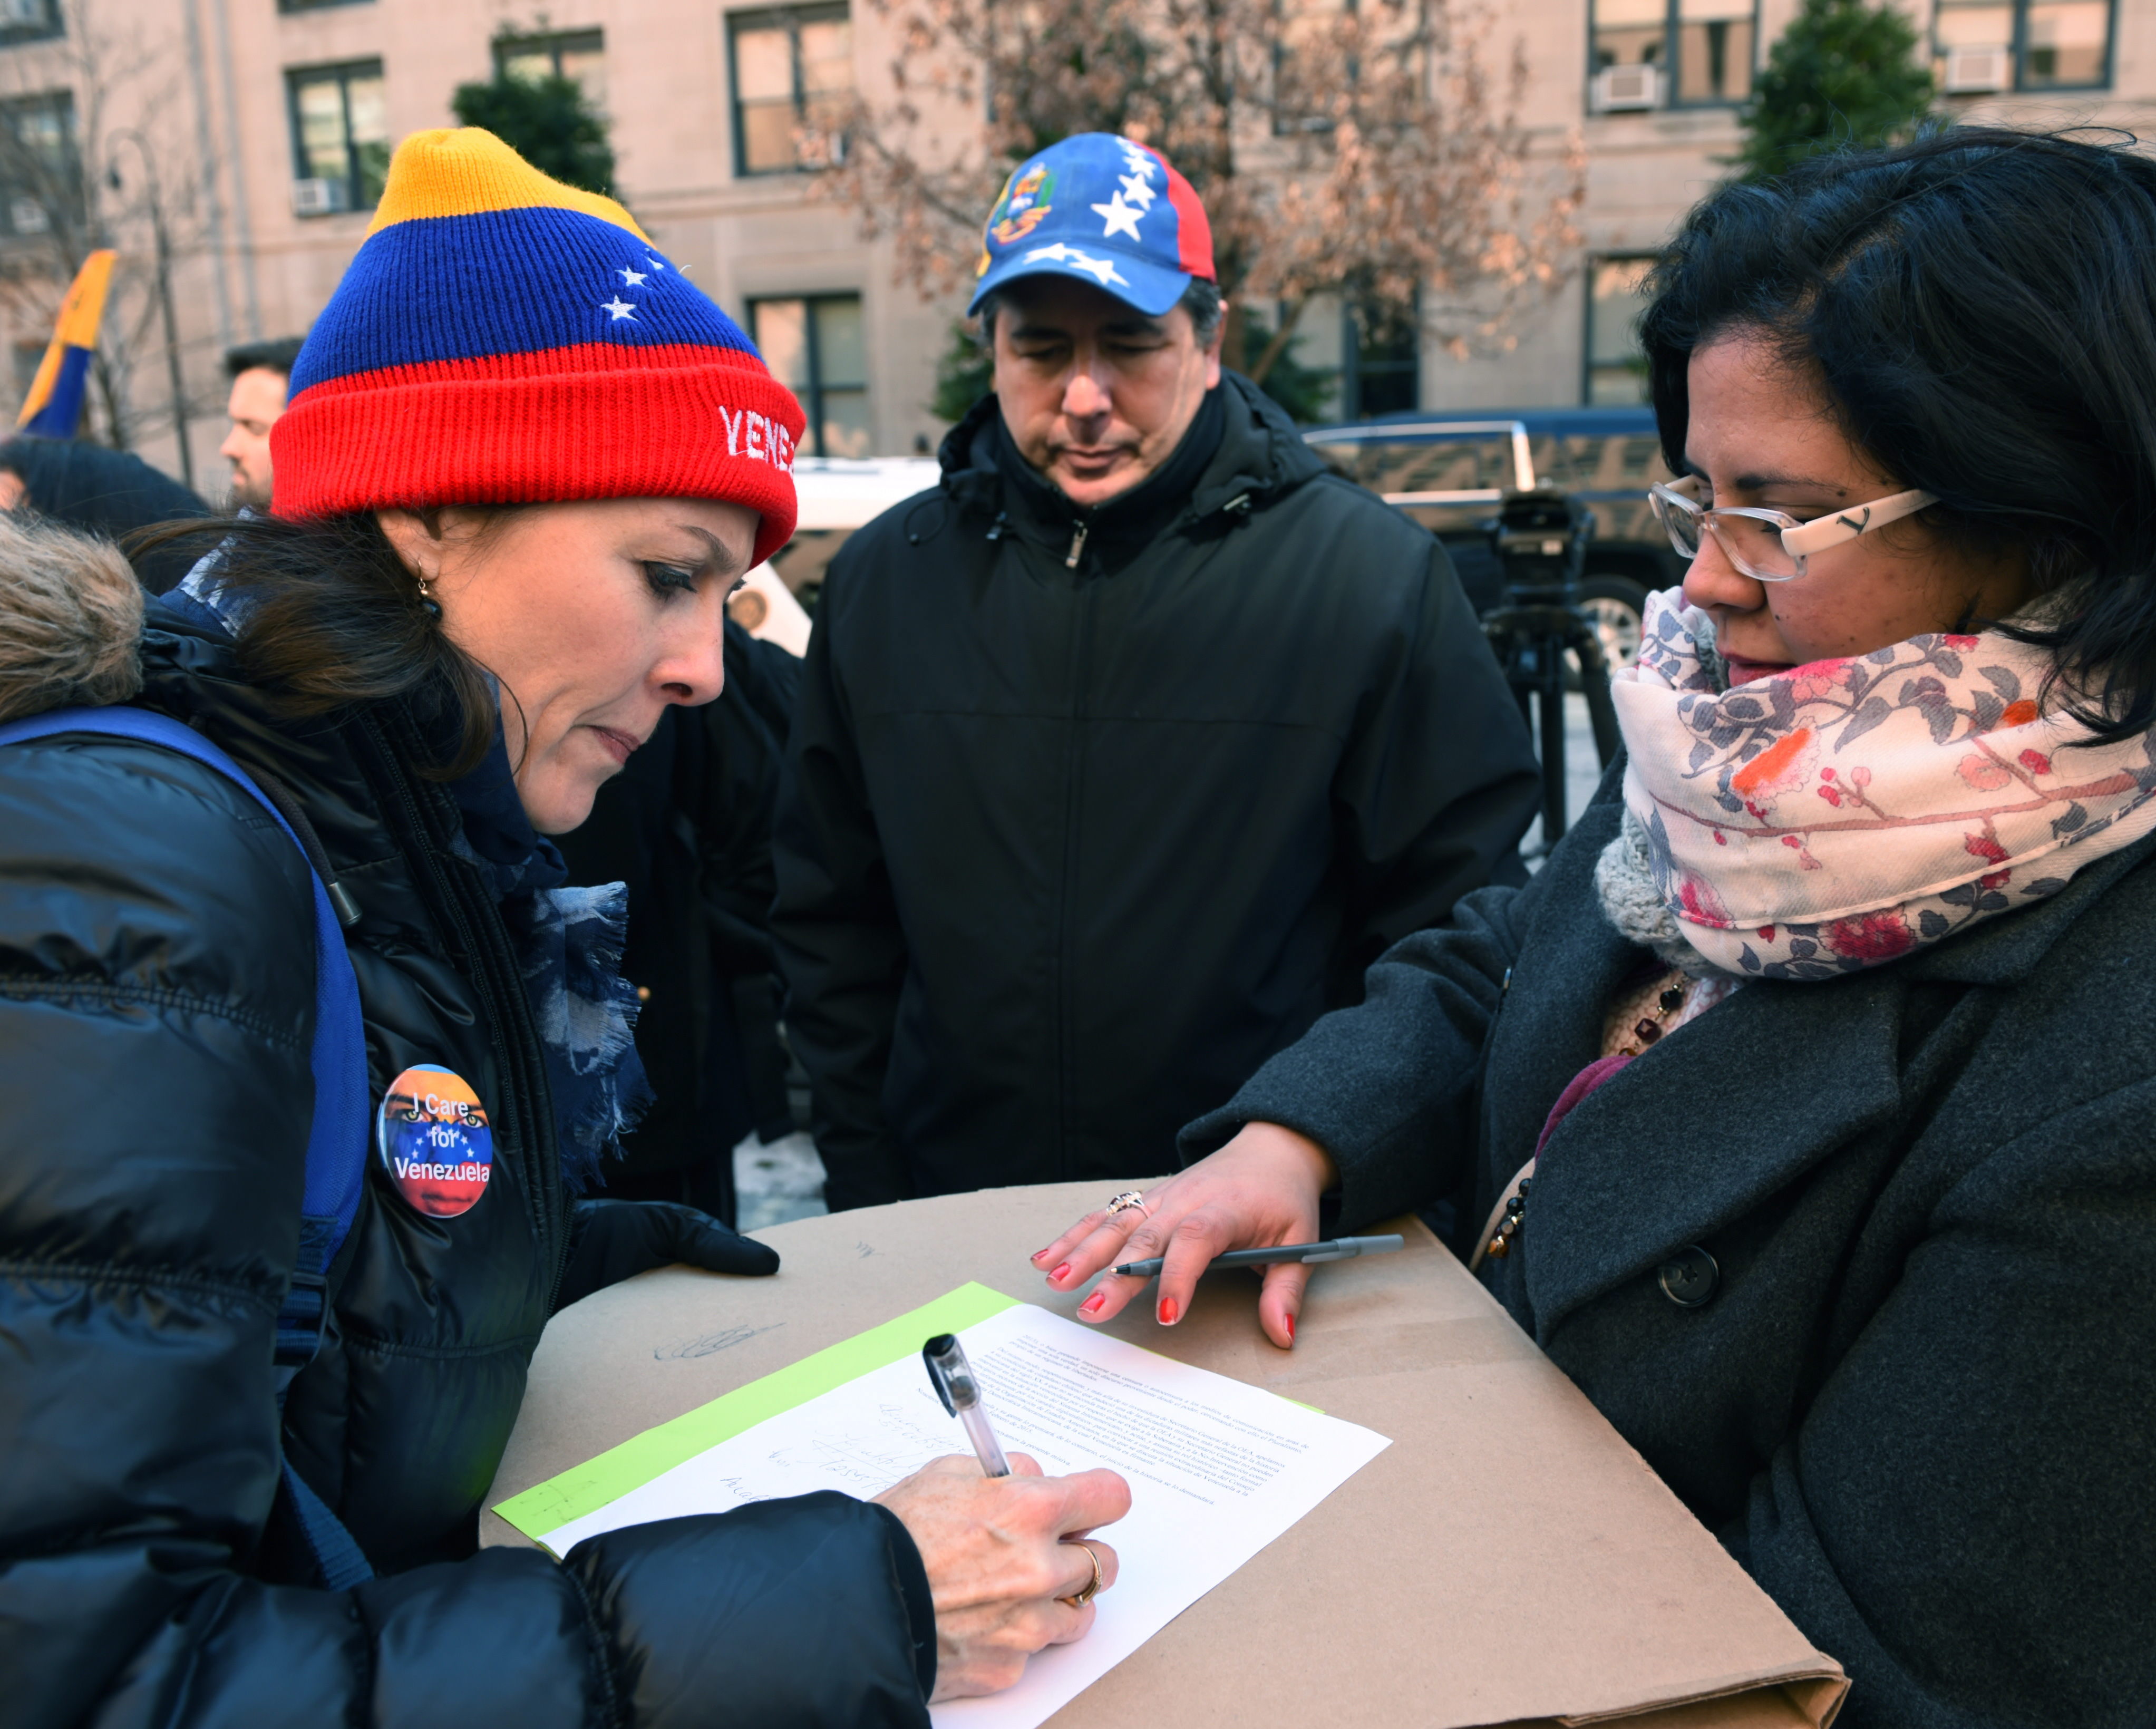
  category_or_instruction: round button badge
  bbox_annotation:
[377,1064,494,1218]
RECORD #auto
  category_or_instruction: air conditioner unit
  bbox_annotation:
[9,196,45,234]
[0,0,46,25]
[1592,63,1661,113]
[1943,45,2011,93]
[291,176,349,217]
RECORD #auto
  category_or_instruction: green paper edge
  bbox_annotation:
[493,1280,1019,1546]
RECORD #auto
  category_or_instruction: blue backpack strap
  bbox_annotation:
[0,704,374,1588]
[277,1454,376,1591]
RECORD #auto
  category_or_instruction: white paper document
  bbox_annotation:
[533,1301,1390,1728]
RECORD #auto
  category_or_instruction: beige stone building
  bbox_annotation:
[1443,0,2153,414]
[0,0,2145,490]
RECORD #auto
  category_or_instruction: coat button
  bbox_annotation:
[1658,1246,1719,1308]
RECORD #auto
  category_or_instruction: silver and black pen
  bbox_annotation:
[1110,1233,1404,1279]
[921,1333,1011,1477]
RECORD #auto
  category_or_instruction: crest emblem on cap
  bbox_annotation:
[986,162,1056,248]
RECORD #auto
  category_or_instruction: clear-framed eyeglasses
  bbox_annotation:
[1647,474,1937,581]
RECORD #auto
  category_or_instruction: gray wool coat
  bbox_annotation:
[1186,768,2156,1729]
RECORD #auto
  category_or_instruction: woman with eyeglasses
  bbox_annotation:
[1032,129,2156,1725]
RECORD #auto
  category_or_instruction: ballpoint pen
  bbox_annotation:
[1110,1233,1405,1279]
[921,1333,1012,1477]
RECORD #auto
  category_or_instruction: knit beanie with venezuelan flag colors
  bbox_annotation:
[270,129,805,567]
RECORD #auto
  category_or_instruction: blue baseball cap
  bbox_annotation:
[967,133,1217,318]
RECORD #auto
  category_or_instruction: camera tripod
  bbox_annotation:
[1478,492,1622,854]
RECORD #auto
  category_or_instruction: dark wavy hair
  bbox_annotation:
[132,511,506,778]
[1638,127,2156,740]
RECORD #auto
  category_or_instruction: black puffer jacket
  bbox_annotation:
[774,375,1540,1208]
[0,568,934,1724]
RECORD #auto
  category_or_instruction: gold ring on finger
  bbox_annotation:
[1059,1539,1104,1608]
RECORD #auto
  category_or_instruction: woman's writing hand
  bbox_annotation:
[876,1453,1130,1701]
[1028,1123,1337,1349]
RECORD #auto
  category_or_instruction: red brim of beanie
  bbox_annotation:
[269,344,808,569]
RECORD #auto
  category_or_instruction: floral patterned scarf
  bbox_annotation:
[1607,588,2156,981]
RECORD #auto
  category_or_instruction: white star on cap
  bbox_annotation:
[1065,248,1129,288]
[601,296,638,320]
[1091,191,1144,240]
[647,256,666,272]
[1118,171,1158,209]
[1019,240,1128,288]
[619,265,648,286]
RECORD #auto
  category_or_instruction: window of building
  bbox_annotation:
[0,0,63,45]
[1279,294,1420,422]
[727,4,852,176]
[1342,301,1419,419]
[1589,0,1756,111]
[277,0,372,14]
[288,61,389,216]
[0,91,79,240]
[1584,254,1655,405]
[750,293,868,456]
[497,28,607,108]
[1934,0,2111,93]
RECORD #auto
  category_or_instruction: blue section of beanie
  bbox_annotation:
[290,206,757,395]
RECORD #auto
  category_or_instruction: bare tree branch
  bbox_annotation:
[812,0,1585,380]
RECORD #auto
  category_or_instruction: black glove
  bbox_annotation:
[555,1198,781,1312]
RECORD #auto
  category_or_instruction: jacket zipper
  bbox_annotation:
[1053,576,1098,1182]
[1041,489,1241,1170]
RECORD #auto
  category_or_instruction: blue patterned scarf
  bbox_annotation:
[442,730,652,1191]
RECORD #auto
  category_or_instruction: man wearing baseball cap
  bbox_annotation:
[774,133,1538,1209]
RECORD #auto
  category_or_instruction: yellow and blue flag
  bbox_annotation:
[16,249,115,438]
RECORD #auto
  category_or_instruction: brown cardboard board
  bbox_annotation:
[485,1180,1847,1728]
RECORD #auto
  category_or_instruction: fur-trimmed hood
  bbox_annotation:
[0,511,144,722]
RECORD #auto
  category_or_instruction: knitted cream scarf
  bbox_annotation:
[1596,589,2156,980]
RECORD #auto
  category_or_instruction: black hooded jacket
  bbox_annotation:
[0,558,935,1725]
[0,436,210,592]
[772,375,1540,1208]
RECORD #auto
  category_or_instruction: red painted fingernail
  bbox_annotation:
[1049,1262,1072,1283]
[1080,1293,1106,1316]
[1031,1248,1051,1262]
[1157,1297,1179,1326]
[1285,1313,1296,1342]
